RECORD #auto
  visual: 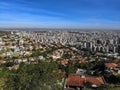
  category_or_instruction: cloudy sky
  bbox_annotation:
[0,0,120,29]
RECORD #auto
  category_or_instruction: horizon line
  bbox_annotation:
[0,27,120,31]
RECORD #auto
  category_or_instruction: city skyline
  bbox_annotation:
[0,0,120,29]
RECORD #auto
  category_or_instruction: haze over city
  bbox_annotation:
[0,0,120,29]
[1,0,120,90]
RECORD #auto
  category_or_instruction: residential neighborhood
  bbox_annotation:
[0,30,120,90]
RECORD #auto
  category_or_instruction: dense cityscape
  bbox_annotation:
[0,0,120,89]
[0,30,120,90]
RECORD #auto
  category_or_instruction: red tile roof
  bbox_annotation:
[60,59,69,65]
[85,76,104,85]
[0,60,6,64]
[105,63,117,68]
[66,74,105,87]
[66,74,85,87]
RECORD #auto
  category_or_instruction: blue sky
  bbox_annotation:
[0,0,120,29]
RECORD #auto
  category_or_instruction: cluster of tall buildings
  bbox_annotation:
[17,30,120,53]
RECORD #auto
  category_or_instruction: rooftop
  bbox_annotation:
[105,63,117,68]
[66,74,105,87]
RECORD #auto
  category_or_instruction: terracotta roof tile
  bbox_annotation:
[66,74,85,87]
[85,76,104,85]
[66,74,105,87]
[105,63,117,68]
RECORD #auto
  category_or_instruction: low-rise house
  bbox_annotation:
[60,59,69,66]
[38,55,44,60]
[0,60,6,64]
[65,74,105,90]
[105,63,117,70]
[15,59,22,63]
[76,69,87,75]
[6,51,13,56]
[29,45,33,50]
[117,70,120,74]
[22,58,28,62]
[52,55,61,59]
[104,63,120,76]
[29,57,35,62]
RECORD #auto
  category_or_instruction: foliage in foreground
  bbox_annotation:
[0,61,65,90]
